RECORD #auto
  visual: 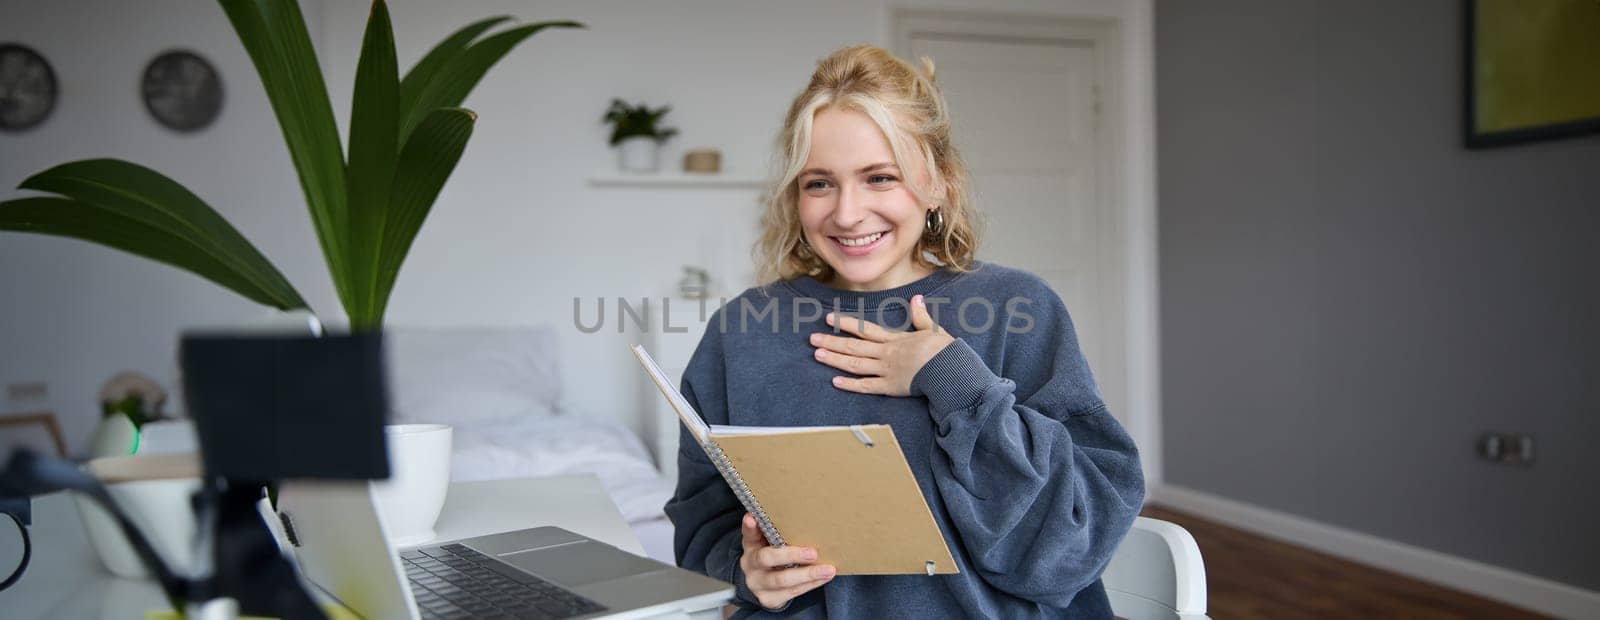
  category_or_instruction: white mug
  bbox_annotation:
[371,424,453,546]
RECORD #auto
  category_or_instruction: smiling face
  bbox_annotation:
[796,106,939,292]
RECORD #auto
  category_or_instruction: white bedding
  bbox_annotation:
[447,415,678,563]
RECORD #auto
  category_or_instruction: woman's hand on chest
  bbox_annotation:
[810,294,954,397]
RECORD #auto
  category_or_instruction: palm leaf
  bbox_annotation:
[219,0,352,311]
[345,0,401,329]
[17,159,305,309]
[397,15,512,140]
[0,197,303,310]
[399,20,583,141]
[369,108,477,323]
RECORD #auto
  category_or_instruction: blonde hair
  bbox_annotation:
[755,44,979,284]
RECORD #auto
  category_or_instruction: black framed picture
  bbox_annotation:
[0,43,58,132]
[141,49,224,132]
[1464,0,1600,148]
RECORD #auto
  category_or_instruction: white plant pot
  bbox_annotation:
[250,308,325,336]
[617,136,660,173]
[77,477,203,578]
[74,453,203,579]
[371,423,453,546]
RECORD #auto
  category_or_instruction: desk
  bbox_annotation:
[0,475,717,619]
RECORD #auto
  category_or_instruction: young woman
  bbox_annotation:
[663,44,1144,618]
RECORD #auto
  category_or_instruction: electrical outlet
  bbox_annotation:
[1477,432,1535,466]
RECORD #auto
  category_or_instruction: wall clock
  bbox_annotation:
[141,49,224,132]
[0,43,58,132]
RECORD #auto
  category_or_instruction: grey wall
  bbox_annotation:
[1157,0,1599,592]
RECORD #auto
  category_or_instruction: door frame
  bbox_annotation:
[889,8,1162,486]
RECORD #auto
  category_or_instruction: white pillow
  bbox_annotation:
[383,326,562,425]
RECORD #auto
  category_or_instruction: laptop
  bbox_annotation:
[277,481,732,620]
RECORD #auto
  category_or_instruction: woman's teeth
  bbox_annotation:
[836,232,884,247]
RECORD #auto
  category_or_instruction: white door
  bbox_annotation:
[898,15,1126,422]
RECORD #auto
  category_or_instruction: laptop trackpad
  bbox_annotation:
[498,541,667,587]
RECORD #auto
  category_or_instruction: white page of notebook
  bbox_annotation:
[633,345,851,441]
[710,424,840,436]
[631,344,710,441]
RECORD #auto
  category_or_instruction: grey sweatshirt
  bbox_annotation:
[663,262,1145,618]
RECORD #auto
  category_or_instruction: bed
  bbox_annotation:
[384,325,679,564]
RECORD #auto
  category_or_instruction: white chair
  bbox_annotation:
[1102,516,1210,620]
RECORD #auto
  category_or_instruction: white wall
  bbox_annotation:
[2,0,1153,456]
[0,0,337,451]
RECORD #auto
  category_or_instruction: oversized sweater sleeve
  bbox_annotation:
[910,285,1145,607]
[661,316,812,614]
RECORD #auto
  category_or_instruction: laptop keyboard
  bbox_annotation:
[402,543,608,620]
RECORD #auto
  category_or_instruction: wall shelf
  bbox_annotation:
[588,173,766,189]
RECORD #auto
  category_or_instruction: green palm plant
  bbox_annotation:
[0,1,582,330]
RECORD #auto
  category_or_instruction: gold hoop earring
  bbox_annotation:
[924,208,945,238]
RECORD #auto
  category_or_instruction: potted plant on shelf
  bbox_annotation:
[0,0,582,551]
[604,98,678,173]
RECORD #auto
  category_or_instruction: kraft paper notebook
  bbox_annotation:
[631,344,958,576]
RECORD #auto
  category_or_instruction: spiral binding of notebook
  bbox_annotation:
[704,440,786,547]
[627,344,787,547]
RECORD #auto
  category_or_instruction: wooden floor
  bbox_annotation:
[1139,505,1548,619]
